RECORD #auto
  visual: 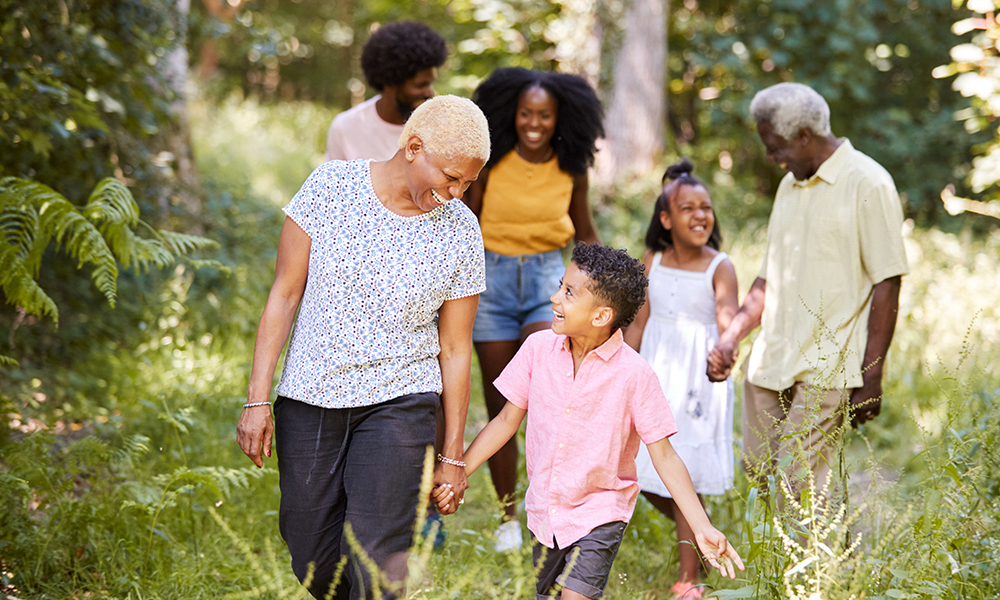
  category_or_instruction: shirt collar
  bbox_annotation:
[559,328,624,361]
[793,138,853,187]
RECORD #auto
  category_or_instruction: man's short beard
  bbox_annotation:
[397,98,415,122]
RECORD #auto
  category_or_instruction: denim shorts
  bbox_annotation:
[472,248,566,342]
[533,521,628,600]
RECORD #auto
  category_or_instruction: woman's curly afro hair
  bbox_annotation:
[571,243,648,332]
[361,21,447,91]
[473,67,605,175]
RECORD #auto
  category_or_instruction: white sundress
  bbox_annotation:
[634,252,735,497]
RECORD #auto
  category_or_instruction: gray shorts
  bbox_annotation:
[533,521,628,600]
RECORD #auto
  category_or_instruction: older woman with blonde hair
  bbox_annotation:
[237,95,490,600]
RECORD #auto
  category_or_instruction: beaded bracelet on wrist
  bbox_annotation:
[437,453,466,468]
[243,401,272,408]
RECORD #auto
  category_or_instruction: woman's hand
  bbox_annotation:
[237,405,274,468]
[432,462,468,515]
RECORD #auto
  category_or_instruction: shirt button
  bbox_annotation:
[551,508,557,514]
[565,408,571,414]
[558,443,564,449]
[566,372,571,377]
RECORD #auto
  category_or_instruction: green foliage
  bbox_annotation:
[0,177,218,329]
[191,0,569,104]
[0,0,177,206]
[664,0,989,225]
[936,0,1000,220]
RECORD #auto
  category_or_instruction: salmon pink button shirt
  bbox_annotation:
[494,329,677,548]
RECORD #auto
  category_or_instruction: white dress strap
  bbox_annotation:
[704,251,729,296]
[652,252,663,271]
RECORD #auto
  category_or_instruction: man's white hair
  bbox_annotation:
[399,95,491,163]
[749,82,832,140]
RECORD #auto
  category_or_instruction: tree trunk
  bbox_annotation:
[154,0,204,231]
[593,0,666,192]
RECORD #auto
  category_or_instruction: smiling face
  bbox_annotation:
[404,136,484,213]
[757,120,815,181]
[549,263,610,337]
[515,85,558,157]
[661,184,715,249]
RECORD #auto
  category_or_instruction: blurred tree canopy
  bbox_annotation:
[190,0,993,225]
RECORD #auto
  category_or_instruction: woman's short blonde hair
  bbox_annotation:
[398,95,491,163]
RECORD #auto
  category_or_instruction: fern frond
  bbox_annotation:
[0,177,120,305]
[157,230,219,255]
[0,203,38,263]
[0,354,17,367]
[84,178,139,228]
[0,238,58,321]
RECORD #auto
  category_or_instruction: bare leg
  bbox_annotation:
[561,588,593,600]
[474,339,522,520]
[641,491,703,584]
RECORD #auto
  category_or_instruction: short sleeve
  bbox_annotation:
[283,163,336,239]
[857,175,909,284]
[493,334,537,410]
[631,364,677,445]
[446,223,486,300]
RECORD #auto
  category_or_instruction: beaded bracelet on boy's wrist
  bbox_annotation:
[243,401,272,408]
[437,454,466,468]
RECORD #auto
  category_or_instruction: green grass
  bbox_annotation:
[2,95,999,599]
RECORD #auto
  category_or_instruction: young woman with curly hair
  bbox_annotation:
[464,67,605,552]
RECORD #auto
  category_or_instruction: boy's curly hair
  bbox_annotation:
[361,21,447,91]
[571,243,648,332]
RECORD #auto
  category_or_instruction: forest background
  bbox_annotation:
[2,0,1000,598]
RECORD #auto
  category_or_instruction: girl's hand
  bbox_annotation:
[694,527,745,579]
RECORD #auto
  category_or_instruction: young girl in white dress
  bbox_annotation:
[624,159,739,600]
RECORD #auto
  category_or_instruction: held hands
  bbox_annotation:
[694,526,745,579]
[236,404,273,468]
[706,338,738,383]
[431,462,468,515]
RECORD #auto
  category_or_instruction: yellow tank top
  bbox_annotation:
[480,150,576,256]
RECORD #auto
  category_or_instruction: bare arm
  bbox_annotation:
[433,294,480,510]
[707,276,766,382]
[237,217,310,467]
[646,437,744,579]
[568,172,599,244]
[712,257,739,336]
[624,250,655,351]
[462,168,489,218]
[850,275,902,428]
[434,400,526,513]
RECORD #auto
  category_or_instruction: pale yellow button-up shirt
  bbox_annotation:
[747,140,909,391]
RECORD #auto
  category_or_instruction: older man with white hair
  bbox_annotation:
[707,82,909,491]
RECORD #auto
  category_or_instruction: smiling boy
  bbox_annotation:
[435,243,743,600]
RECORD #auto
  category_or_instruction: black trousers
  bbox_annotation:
[274,393,438,600]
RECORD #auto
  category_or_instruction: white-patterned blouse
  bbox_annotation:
[275,159,486,409]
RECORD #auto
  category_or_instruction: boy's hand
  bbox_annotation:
[431,483,460,514]
[694,527,745,579]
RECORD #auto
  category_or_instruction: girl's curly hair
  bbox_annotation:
[473,67,604,175]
